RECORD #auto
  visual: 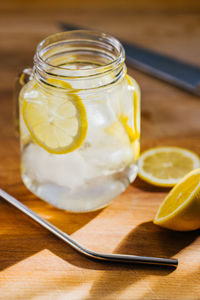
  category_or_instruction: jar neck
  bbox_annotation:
[33,30,126,90]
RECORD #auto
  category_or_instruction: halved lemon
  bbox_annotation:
[154,168,200,231]
[138,147,200,187]
[22,84,87,154]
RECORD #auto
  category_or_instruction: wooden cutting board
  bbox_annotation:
[0,1,200,299]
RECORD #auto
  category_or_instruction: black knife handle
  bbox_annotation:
[124,42,200,96]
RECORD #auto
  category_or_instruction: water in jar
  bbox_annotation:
[19,60,140,212]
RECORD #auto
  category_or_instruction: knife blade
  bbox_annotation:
[60,23,200,96]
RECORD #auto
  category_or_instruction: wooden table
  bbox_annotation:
[0,1,200,299]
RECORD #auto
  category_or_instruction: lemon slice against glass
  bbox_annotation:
[105,120,131,146]
[105,75,140,160]
[154,168,200,231]
[138,147,200,187]
[22,82,87,154]
[46,78,73,90]
[126,74,140,141]
[118,115,140,161]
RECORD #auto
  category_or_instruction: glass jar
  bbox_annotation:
[16,31,140,213]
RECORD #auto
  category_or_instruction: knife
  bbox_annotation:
[60,23,200,96]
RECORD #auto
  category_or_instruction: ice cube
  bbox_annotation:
[22,143,96,189]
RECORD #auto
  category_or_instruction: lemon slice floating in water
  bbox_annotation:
[154,168,200,231]
[22,81,87,154]
[138,147,200,187]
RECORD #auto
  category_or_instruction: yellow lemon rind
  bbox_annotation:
[126,74,140,141]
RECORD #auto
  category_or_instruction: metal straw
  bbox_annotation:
[0,188,178,267]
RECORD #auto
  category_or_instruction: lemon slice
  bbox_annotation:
[105,75,140,162]
[22,85,87,154]
[46,78,73,90]
[126,74,140,141]
[119,115,135,143]
[118,115,140,161]
[154,168,200,231]
[138,147,200,187]
[105,120,131,146]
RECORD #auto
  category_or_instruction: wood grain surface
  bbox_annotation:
[0,1,200,299]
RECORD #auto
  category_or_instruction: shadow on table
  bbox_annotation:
[0,196,102,271]
[132,177,171,193]
[1,196,199,299]
[1,188,199,298]
[82,221,199,300]
[1,196,198,271]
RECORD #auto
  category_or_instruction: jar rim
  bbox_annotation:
[34,30,125,79]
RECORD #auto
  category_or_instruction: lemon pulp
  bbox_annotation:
[154,168,200,231]
[138,147,200,187]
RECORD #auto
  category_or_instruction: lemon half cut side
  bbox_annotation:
[138,147,200,187]
[154,168,200,231]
